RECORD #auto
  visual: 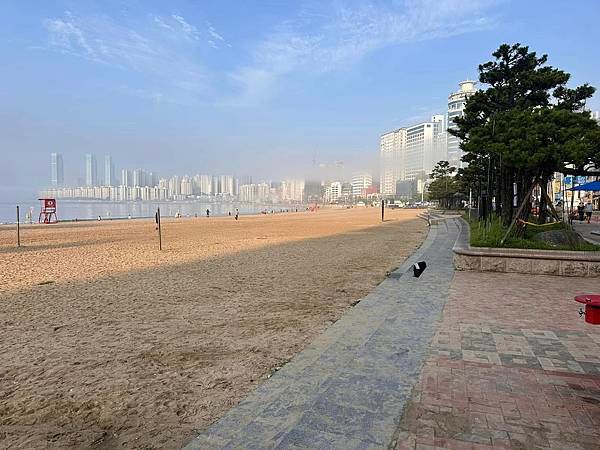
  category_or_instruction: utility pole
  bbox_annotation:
[156,207,162,250]
[468,189,473,220]
[16,205,20,247]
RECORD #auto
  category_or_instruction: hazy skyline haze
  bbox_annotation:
[1,0,599,198]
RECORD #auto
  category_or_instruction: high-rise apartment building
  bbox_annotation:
[351,172,373,197]
[85,154,97,186]
[121,169,131,187]
[447,80,477,169]
[181,176,193,196]
[104,155,115,186]
[217,175,235,196]
[193,174,212,195]
[432,114,448,165]
[405,122,435,181]
[380,128,406,195]
[239,183,270,203]
[329,181,342,202]
[168,176,181,197]
[281,180,305,202]
[133,169,144,187]
[380,114,446,195]
[50,152,64,186]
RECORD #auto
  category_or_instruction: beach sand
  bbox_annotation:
[0,207,427,449]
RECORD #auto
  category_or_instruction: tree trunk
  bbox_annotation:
[495,164,503,219]
[501,167,514,226]
[538,179,548,224]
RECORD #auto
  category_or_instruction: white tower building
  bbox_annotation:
[447,80,477,169]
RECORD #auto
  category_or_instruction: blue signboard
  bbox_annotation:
[565,176,589,185]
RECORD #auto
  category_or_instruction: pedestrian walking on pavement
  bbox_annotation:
[584,201,593,224]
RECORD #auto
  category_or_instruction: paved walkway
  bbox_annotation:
[393,270,600,449]
[184,220,461,449]
[572,221,600,245]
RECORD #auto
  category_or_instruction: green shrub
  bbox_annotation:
[464,215,599,251]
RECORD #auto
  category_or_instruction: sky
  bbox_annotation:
[1,0,599,197]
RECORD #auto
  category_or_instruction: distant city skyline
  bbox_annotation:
[3,1,600,199]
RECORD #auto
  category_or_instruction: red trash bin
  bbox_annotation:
[575,295,600,325]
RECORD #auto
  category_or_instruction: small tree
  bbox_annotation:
[428,161,462,208]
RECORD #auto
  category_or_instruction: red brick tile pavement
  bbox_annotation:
[393,272,600,450]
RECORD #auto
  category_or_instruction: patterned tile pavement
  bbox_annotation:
[393,271,600,450]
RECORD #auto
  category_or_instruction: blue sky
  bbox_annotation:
[1,0,599,194]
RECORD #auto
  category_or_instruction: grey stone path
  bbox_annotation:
[184,219,461,450]
[572,220,600,245]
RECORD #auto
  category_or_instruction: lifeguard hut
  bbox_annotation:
[38,198,58,224]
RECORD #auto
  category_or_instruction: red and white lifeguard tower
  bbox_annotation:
[38,198,58,224]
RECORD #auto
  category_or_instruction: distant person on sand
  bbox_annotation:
[206,209,210,217]
[228,211,231,216]
[235,209,239,220]
[584,201,593,223]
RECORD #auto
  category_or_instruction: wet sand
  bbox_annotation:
[0,208,427,449]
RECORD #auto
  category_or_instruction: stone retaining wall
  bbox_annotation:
[453,218,600,277]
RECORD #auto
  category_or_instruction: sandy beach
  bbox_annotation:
[0,208,427,449]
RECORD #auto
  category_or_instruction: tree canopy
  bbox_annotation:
[428,161,462,209]
[451,43,600,225]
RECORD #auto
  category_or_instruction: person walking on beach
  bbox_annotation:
[206,208,210,218]
[235,208,239,220]
[584,201,593,224]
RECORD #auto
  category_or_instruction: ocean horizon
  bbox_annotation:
[0,200,301,224]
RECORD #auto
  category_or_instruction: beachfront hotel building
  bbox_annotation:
[85,154,97,187]
[405,122,435,181]
[447,80,477,169]
[380,115,447,195]
[351,172,373,197]
[50,152,64,187]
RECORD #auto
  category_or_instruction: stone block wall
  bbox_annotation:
[453,218,600,278]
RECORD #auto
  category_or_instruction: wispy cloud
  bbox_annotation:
[171,14,201,41]
[42,11,229,100]
[224,0,498,106]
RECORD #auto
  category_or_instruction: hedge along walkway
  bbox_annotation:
[183,219,461,449]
